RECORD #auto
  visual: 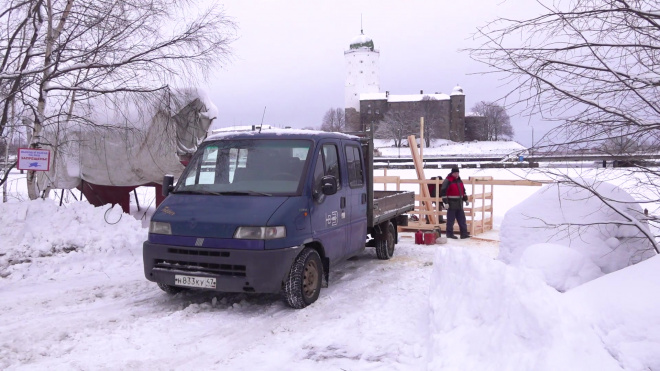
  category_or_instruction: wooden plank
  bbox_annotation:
[408,135,436,225]
[373,176,402,184]
[401,221,442,231]
[481,181,487,235]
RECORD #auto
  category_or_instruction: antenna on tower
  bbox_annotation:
[258,106,266,133]
[361,14,363,34]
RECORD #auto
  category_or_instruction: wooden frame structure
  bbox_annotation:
[377,133,549,236]
[374,171,547,235]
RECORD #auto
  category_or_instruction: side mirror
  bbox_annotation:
[321,175,338,196]
[162,175,174,197]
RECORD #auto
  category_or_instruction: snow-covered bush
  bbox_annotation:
[499,179,655,291]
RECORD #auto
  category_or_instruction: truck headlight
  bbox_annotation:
[234,226,286,240]
[149,221,172,235]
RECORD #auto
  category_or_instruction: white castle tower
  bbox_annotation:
[344,29,380,112]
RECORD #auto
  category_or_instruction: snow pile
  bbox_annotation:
[517,243,603,292]
[0,199,145,280]
[566,255,660,370]
[499,180,655,290]
[427,247,620,371]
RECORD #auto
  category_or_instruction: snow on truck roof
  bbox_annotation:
[206,127,360,142]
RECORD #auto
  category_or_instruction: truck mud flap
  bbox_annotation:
[322,256,330,288]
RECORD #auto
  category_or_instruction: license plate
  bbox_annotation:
[174,274,216,289]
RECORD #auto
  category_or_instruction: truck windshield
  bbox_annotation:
[175,139,312,195]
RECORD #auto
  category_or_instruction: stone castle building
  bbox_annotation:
[344,30,467,142]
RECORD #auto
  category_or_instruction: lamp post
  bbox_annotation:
[529,125,535,158]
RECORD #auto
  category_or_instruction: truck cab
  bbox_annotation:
[143,129,413,308]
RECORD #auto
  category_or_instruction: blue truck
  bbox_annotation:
[143,128,415,308]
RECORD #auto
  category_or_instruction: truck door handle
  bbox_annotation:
[361,193,367,204]
[340,197,346,209]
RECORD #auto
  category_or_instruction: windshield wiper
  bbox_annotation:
[171,190,223,195]
[218,191,272,196]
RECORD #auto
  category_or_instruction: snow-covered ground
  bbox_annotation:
[374,139,526,157]
[1,165,659,370]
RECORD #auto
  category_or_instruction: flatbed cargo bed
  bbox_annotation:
[370,190,415,227]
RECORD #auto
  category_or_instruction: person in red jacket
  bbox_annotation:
[440,166,470,239]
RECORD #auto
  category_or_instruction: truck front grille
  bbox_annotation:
[155,259,247,277]
[167,248,230,258]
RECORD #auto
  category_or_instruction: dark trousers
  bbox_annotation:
[446,208,468,237]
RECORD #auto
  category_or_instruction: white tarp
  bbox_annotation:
[36,88,217,189]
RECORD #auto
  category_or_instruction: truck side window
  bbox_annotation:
[323,144,341,186]
[313,144,342,194]
[323,144,341,184]
[345,145,364,188]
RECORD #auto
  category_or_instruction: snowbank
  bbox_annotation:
[0,199,145,281]
[518,243,603,292]
[499,180,655,290]
[427,247,620,370]
[566,255,660,370]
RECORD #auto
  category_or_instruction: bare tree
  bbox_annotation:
[376,109,417,148]
[469,0,659,153]
[601,136,640,155]
[320,108,346,132]
[0,0,236,197]
[470,101,513,141]
[469,0,660,253]
[419,96,446,147]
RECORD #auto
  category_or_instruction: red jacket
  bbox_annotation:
[440,174,466,198]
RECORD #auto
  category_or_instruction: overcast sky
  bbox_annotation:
[205,0,551,146]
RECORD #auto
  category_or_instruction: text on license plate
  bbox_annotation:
[174,274,216,289]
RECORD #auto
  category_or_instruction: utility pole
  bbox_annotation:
[420,117,424,161]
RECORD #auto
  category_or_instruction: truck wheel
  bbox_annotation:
[157,282,186,294]
[283,248,323,309]
[375,221,396,260]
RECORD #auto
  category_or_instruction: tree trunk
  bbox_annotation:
[27,0,74,200]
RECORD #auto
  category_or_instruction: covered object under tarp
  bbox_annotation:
[35,88,217,212]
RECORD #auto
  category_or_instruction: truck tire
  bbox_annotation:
[157,282,186,294]
[283,248,323,309]
[375,221,396,260]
